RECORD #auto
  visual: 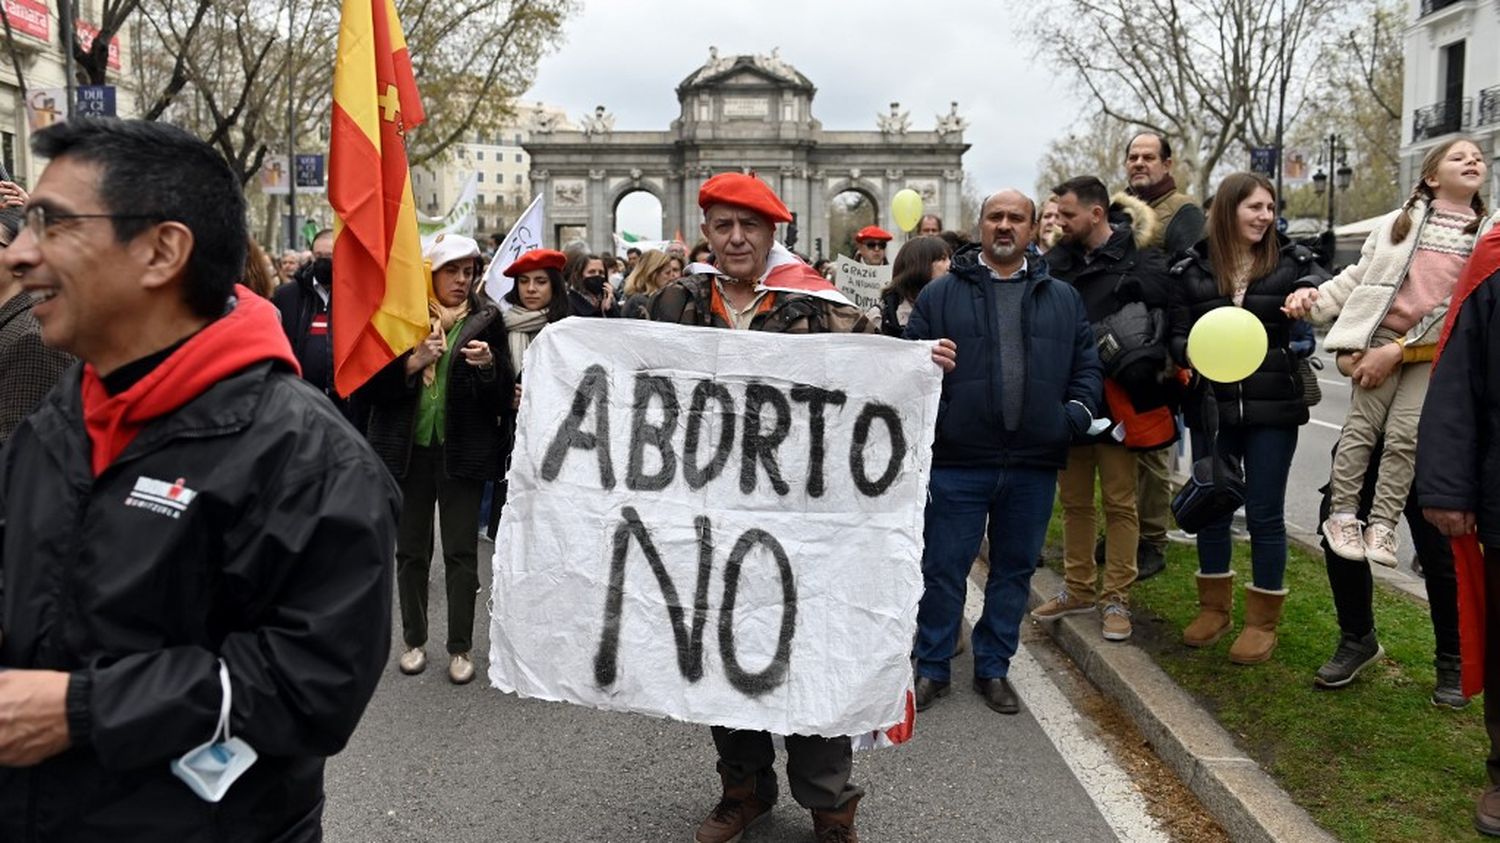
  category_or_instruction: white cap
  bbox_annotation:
[423,233,481,271]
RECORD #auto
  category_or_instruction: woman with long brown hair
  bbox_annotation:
[1283,136,1496,701]
[1168,171,1328,666]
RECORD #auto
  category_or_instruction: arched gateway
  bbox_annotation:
[524,50,970,258]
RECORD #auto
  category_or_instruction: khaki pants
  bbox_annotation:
[1136,445,1174,548]
[1059,444,1139,604]
[1329,357,1432,528]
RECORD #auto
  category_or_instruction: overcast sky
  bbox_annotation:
[522,2,1081,237]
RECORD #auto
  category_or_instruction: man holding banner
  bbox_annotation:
[639,173,955,843]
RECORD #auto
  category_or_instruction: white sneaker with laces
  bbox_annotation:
[1322,516,1366,562]
[1364,523,1400,568]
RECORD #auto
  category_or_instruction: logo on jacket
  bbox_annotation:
[125,476,198,519]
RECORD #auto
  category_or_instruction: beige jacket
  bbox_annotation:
[1309,201,1498,351]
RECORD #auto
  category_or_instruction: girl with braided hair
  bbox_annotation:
[1284,137,1498,699]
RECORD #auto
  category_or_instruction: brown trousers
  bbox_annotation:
[1059,444,1139,604]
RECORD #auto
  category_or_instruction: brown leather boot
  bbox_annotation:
[1183,572,1233,647]
[1228,586,1287,665]
[694,773,771,843]
[811,794,861,842]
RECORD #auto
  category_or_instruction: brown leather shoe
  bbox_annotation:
[695,775,771,843]
[1478,784,1500,837]
[811,794,861,842]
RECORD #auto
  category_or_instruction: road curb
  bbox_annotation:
[1028,566,1336,843]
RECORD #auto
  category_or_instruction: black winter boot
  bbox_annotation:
[1432,653,1470,709]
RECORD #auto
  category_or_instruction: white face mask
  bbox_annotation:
[170,659,258,802]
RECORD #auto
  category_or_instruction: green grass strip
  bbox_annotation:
[1044,512,1491,842]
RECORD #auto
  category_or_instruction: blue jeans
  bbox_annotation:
[1189,425,1299,590]
[915,465,1058,682]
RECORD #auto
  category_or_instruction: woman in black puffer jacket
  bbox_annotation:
[362,235,514,686]
[1167,172,1328,666]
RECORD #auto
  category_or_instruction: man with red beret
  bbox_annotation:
[648,172,954,843]
[854,224,893,266]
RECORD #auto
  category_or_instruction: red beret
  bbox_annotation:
[855,225,894,242]
[697,173,792,224]
[504,248,566,278]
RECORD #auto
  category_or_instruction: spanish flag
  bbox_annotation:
[328,0,428,396]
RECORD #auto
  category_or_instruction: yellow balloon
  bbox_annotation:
[1187,306,1268,383]
[891,189,923,233]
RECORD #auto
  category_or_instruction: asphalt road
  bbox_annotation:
[323,539,1129,842]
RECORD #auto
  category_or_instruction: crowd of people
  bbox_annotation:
[1,116,1499,842]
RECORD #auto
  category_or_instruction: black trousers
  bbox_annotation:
[1484,546,1500,785]
[395,445,485,653]
[710,727,862,811]
[1321,440,1460,656]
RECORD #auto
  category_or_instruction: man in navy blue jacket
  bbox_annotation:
[906,189,1103,714]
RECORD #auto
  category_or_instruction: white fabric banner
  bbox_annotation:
[489,319,940,737]
[833,254,890,313]
[480,193,544,305]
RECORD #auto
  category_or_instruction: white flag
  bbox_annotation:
[482,193,545,305]
[418,173,479,249]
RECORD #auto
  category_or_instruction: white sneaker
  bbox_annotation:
[1364,523,1400,568]
[1322,516,1366,562]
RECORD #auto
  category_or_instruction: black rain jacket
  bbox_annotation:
[0,360,399,842]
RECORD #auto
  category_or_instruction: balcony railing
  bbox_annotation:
[1479,86,1500,127]
[1420,0,1464,15]
[1412,97,1472,142]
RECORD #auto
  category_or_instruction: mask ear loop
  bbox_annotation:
[215,658,232,744]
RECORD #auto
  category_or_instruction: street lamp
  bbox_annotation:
[1308,133,1351,233]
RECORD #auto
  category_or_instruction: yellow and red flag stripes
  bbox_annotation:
[328,0,428,397]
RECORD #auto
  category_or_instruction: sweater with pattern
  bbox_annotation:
[1383,199,1477,334]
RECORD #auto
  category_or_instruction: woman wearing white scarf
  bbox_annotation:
[363,234,513,686]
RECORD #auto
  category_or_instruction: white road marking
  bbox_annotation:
[1307,418,1342,432]
[964,582,1168,843]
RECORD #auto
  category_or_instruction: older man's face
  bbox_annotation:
[917,215,942,236]
[979,191,1035,264]
[855,236,888,266]
[1127,135,1171,191]
[701,205,774,281]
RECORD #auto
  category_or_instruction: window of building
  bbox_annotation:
[476,151,485,161]
[514,133,523,144]
[513,173,522,185]
[1440,40,1466,105]
[478,172,485,183]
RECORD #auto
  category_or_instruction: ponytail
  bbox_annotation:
[1389,183,1429,245]
[1468,194,1489,236]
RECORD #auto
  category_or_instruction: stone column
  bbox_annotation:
[588,168,609,253]
[943,168,963,235]
[529,168,551,247]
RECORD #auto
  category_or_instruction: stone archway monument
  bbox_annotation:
[524,49,970,257]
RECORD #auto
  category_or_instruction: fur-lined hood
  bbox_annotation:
[1108,192,1161,250]
[1040,192,1160,251]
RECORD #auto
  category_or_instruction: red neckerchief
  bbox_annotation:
[79,286,300,476]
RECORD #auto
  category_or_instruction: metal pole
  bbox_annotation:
[59,0,75,114]
[1273,0,1287,210]
[286,0,297,251]
[1332,134,1344,232]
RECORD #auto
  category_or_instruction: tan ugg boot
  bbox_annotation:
[1183,572,1234,648]
[1228,586,1288,665]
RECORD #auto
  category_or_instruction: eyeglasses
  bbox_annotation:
[861,241,887,250]
[24,205,164,242]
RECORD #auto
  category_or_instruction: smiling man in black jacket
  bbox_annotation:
[0,119,398,841]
